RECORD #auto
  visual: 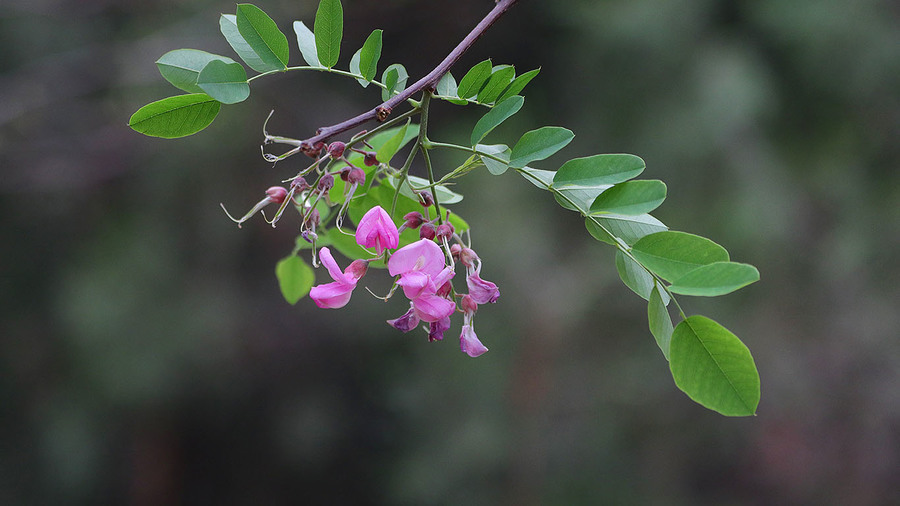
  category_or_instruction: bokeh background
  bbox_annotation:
[2,0,899,504]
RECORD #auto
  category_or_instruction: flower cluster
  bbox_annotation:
[309,204,499,358]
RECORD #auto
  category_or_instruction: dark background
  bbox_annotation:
[2,0,899,504]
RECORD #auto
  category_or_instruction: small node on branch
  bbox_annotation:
[376,106,392,122]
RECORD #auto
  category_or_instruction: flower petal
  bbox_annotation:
[309,281,355,309]
[356,205,399,254]
[428,316,451,342]
[387,305,420,332]
[319,247,348,284]
[412,293,457,322]
[388,239,445,278]
[460,324,488,357]
[396,270,433,300]
[467,272,500,304]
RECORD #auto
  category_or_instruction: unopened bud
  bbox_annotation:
[305,208,321,227]
[348,168,366,185]
[291,176,310,192]
[346,259,369,280]
[461,294,478,314]
[364,152,378,166]
[327,141,346,159]
[418,191,434,207]
[450,243,462,258]
[436,221,455,240]
[403,211,425,229]
[317,174,334,192]
[339,166,351,181]
[265,186,288,204]
[419,222,436,240]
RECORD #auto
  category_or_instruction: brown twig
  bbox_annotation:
[298,0,520,153]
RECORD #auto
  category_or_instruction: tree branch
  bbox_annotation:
[299,0,519,153]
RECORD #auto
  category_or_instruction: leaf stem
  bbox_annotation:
[298,0,519,151]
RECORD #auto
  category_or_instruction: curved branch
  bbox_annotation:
[298,0,519,153]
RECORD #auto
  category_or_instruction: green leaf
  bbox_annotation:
[196,60,250,104]
[456,59,492,99]
[435,72,458,97]
[375,120,410,164]
[156,49,238,94]
[555,185,610,213]
[669,262,760,296]
[220,14,281,73]
[383,175,463,205]
[648,284,674,360]
[518,166,556,188]
[669,316,760,416]
[476,65,515,104]
[470,95,524,145]
[476,144,511,175]
[510,127,574,169]
[631,231,730,282]
[553,154,645,188]
[496,67,540,103]
[358,29,382,82]
[380,63,408,101]
[236,4,289,69]
[585,214,668,246]
[590,179,667,215]
[314,0,343,68]
[293,21,320,66]
[275,255,315,304]
[128,94,220,139]
[616,249,655,301]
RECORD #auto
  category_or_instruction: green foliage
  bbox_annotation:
[128,94,220,138]
[381,63,409,101]
[275,255,315,304]
[589,179,667,216]
[477,65,515,104]
[314,0,343,68]
[668,262,760,297]
[669,316,760,416]
[156,49,238,94]
[457,59,492,99]
[648,284,674,360]
[197,60,250,104]
[631,231,730,282]
[293,21,320,66]
[236,4,290,70]
[496,67,540,103]
[509,126,574,169]
[470,95,524,145]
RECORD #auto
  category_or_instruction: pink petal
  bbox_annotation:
[318,247,348,284]
[467,272,500,304]
[356,206,399,254]
[396,270,433,300]
[412,293,457,323]
[387,305,420,332]
[388,239,445,278]
[309,281,355,309]
[459,324,488,357]
[428,316,451,342]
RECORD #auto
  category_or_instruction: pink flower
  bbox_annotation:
[309,247,368,309]
[467,271,500,304]
[388,239,456,323]
[428,316,451,342]
[356,206,399,254]
[460,325,488,357]
[459,294,488,357]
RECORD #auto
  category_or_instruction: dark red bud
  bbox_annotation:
[364,152,378,166]
[348,168,366,185]
[419,191,434,207]
[306,208,321,227]
[403,211,425,229]
[265,186,288,204]
[419,222,436,240]
[291,176,310,192]
[450,243,462,258]
[436,222,455,239]
[327,141,346,159]
[318,174,334,192]
[339,166,351,181]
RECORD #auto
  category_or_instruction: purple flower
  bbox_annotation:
[388,239,456,323]
[309,247,368,309]
[466,271,500,304]
[356,206,400,254]
[387,304,420,333]
[428,316,451,342]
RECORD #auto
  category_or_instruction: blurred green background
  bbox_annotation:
[2,0,899,504]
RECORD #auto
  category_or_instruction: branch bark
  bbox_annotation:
[299,0,519,153]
